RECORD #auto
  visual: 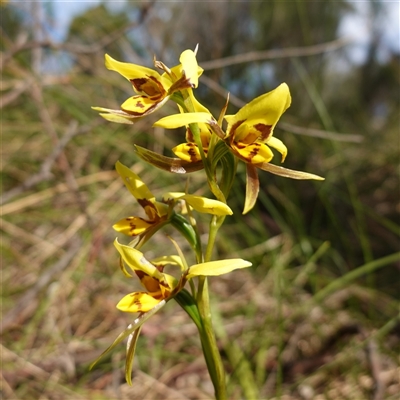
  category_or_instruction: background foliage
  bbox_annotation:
[1,1,399,399]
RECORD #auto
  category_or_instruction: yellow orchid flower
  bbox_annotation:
[92,49,202,123]
[153,83,324,214]
[114,161,233,238]
[115,238,251,313]
[113,161,169,237]
[114,239,179,313]
[224,83,290,164]
[172,90,213,162]
[105,238,251,384]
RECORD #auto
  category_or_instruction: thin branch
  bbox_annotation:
[0,1,157,70]
[200,74,363,143]
[200,37,351,70]
[279,121,364,143]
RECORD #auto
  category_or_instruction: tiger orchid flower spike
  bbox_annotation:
[92,46,324,399]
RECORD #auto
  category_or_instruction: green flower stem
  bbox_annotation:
[205,215,225,263]
[173,89,229,399]
[196,214,227,400]
[197,276,227,400]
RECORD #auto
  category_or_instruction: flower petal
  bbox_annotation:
[105,54,162,82]
[90,301,167,371]
[187,259,252,279]
[134,145,204,174]
[154,112,213,129]
[117,292,162,313]
[179,49,199,88]
[233,142,274,164]
[121,95,169,117]
[114,238,165,281]
[91,107,138,124]
[243,163,259,215]
[266,136,288,162]
[172,142,202,163]
[256,162,325,180]
[113,217,154,236]
[115,161,155,201]
[225,83,291,133]
[151,255,184,268]
[180,194,233,216]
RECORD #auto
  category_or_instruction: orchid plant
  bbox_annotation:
[91,46,323,399]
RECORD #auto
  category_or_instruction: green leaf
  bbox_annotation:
[170,213,202,258]
[174,289,203,330]
[219,151,237,200]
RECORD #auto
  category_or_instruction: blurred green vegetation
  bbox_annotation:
[1,1,399,399]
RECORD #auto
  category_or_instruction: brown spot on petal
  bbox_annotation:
[249,143,261,160]
[229,120,245,146]
[186,143,200,163]
[135,101,145,109]
[130,76,165,98]
[137,199,159,221]
[254,123,272,141]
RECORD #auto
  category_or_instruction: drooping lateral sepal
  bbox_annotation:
[89,300,166,370]
[243,163,260,214]
[125,326,142,386]
[256,162,325,180]
[134,145,204,173]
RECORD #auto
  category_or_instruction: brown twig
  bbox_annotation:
[200,37,351,70]
[0,0,157,70]
[200,74,363,143]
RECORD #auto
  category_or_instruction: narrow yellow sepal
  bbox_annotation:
[114,239,165,281]
[105,54,161,82]
[163,192,233,215]
[257,162,325,180]
[225,83,291,129]
[99,113,135,124]
[115,161,155,201]
[179,49,199,88]
[186,259,252,279]
[150,255,184,268]
[154,112,213,129]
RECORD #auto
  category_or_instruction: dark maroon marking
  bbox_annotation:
[229,120,245,146]
[186,143,199,162]
[186,128,194,142]
[254,123,272,141]
[130,78,147,91]
[248,143,261,159]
